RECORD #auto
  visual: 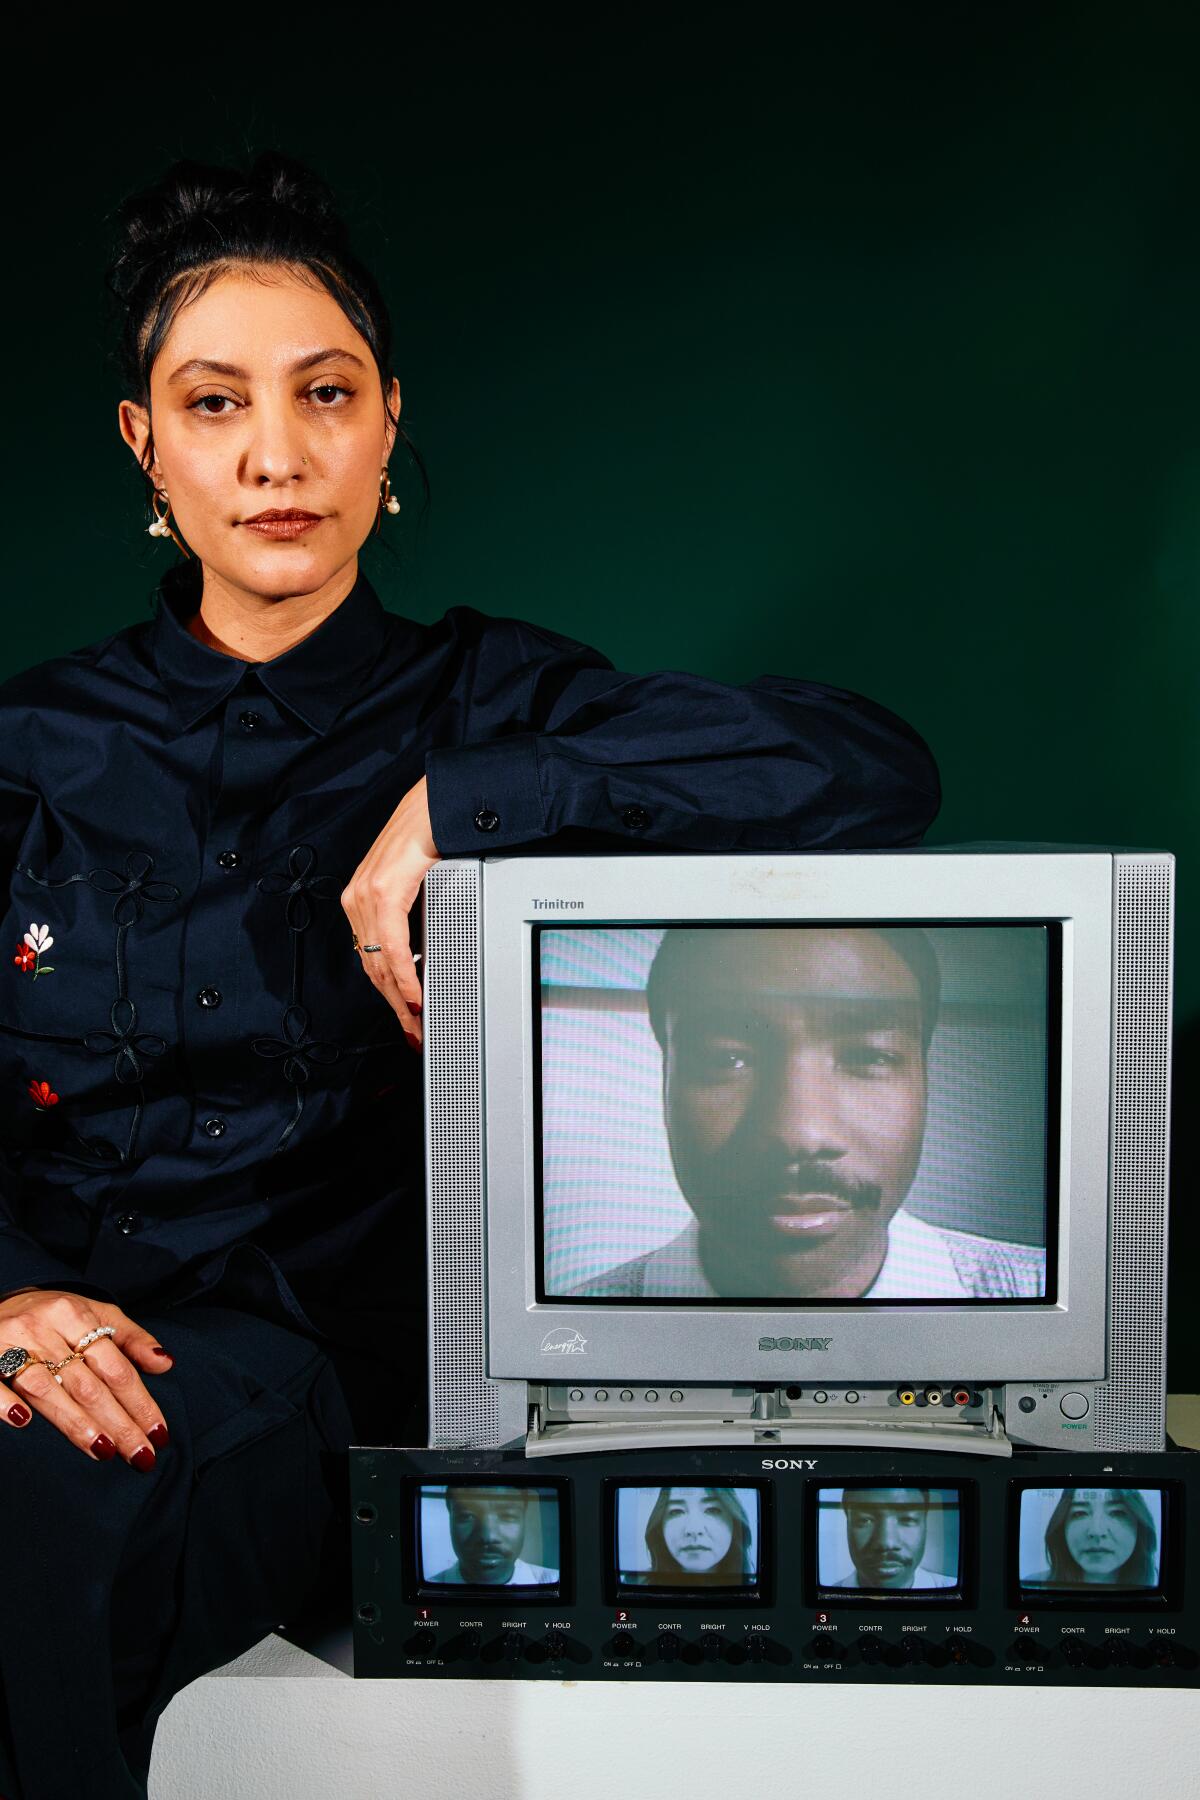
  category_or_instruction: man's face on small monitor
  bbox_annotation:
[658,929,927,1297]
[843,1488,929,1588]
[446,1487,528,1584]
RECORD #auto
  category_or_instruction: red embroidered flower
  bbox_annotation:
[27,1079,59,1109]
[13,942,35,972]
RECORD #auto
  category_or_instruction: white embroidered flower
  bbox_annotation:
[24,923,54,954]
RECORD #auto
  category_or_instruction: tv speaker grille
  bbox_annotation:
[1092,858,1172,1451]
[426,864,499,1447]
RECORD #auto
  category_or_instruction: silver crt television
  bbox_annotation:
[422,847,1173,1459]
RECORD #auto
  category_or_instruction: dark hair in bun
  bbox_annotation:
[106,150,424,497]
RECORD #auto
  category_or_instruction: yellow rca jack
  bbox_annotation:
[898,1389,916,1405]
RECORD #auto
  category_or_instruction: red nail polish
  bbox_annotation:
[148,1421,170,1450]
[8,1403,30,1425]
[150,1346,172,1358]
[92,1434,117,1461]
[130,1445,156,1473]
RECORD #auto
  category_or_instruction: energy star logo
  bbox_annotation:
[540,1328,588,1355]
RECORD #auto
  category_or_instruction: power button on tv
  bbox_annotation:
[1059,1391,1090,1420]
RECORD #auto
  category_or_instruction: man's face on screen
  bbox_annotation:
[446,1488,528,1584]
[843,1489,929,1588]
[660,929,927,1298]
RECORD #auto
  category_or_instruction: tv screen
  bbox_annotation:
[538,923,1053,1303]
[614,1484,764,1594]
[416,1483,562,1591]
[816,1485,963,1596]
[1017,1486,1165,1595]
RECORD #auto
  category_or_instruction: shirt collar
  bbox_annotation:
[152,567,391,735]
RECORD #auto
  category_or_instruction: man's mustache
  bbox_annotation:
[742,1161,884,1212]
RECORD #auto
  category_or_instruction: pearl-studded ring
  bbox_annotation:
[74,1325,117,1353]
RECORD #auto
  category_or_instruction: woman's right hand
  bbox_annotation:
[0,1288,174,1469]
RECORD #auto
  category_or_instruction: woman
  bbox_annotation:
[1029,1488,1159,1590]
[0,151,937,1797]
[637,1486,756,1587]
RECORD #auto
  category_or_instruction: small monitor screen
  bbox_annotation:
[816,1485,963,1597]
[1017,1487,1165,1595]
[615,1485,763,1594]
[416,1484,562,1591]
[538,924,1053,1303]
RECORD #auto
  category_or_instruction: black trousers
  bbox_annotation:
[0,1305,364,1800]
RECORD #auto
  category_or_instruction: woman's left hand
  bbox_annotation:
[341,776,439,1045]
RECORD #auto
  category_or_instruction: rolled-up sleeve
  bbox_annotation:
[424,613,940,856]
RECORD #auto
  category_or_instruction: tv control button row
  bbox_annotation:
[440,1629,483,1662]
[856,1638,994,1670]
[1059,1391,1090,1419]
[1060,1641,1197,1672]
[1008,1640,1060,1667]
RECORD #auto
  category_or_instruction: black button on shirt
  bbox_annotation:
[0,568,938,1362]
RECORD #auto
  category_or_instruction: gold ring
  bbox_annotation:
[0,1345,43,1381]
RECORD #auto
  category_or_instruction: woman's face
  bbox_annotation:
[1063,1490,1139,1582]
[660,1488,734,1573]
[119,265,399,602]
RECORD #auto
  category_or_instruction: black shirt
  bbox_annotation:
[0,568,938,1429]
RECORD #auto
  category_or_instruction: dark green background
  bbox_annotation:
[11,15,1199,1376]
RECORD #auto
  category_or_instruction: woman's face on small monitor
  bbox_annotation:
[660,1488,734,1572]
[119,265,399,604]
[1063,1490,1138,1581]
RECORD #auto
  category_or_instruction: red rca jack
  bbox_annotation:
[953,1388,971,1407]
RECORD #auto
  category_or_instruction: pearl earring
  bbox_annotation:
[147,489,192,559]
[147,490,173,538]
[381,467,401,515]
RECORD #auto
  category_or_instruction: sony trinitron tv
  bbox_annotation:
[422,847,1173,1456]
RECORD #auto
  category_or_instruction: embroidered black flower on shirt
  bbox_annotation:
[82,995,168,1086]
[257,843,337,933]
[251,1003,340,1088]
[85,852,181,927]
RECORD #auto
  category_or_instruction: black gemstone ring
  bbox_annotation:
[0,1346,40,1381]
